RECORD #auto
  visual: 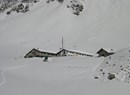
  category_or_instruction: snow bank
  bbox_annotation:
[95,47,130,83]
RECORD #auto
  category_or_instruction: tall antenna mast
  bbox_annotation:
[62,37,64,49]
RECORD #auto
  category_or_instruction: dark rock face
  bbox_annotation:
[108,73,115,80]
[46,0,54,3]
[46,0,64,3]
[0,0,39,15]
[1,0,83,16]
[67,0,84,16]
[0,0,18,13]
[46,0,83,16]
[6,3,30,14]
[57,0,64,3]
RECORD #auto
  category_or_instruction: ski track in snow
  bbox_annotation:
[0,70,6,86]
[0,64,28,86]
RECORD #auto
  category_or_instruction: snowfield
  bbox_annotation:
[95,47,130,84]
[0,0,130,95]
[0,56,130,95]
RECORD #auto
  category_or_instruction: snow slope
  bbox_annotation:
[0,0,130,95]
[95,47,130,83]
[0,0,130,60]
[0,57,130,95]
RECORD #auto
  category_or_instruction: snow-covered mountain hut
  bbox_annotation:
[24,48,57,58]
[56,49,92,57]
[24,48,93,58]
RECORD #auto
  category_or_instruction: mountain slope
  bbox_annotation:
[0,0,130,95]
[0,0,130,60]
[95,47,130,83]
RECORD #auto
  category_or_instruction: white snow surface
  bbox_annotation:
[95,47,130,83]
[1,57,130,95]
[0,0,130,95]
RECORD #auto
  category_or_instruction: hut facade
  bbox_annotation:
[24,48,93,58]
[56,49,92,57]
[24,48,57,58]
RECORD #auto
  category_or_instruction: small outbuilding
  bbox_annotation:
[96,48,114,57]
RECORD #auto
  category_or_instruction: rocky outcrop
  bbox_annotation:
[0,0,39,15]
[46,0,84,16]
[46,0,64,3]
[67,0,84,16]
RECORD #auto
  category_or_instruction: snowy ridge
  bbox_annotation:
[95,47,130,83]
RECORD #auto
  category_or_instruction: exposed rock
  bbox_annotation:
[67,0,84,16]
[108,73,115,80]
[0,0,39,15]
[46,0,63,3]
